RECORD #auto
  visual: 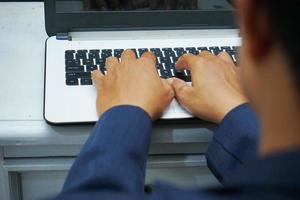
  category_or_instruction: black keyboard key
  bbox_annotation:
[198,47,209,52]
[221,46,232,52]
[99,64,106,72]
[209,47,221,55]
[89,49,100,54]
[162,48,176,57]
[76,53,87,60]
[86,65,98,72]
[164,63,175,69]
[82,59,94,66]
[228,51,237,57]
[211,46,221,51]
[160,69,172,78]
[230,48,239,54]
[65,50,75,54]
[66,78,79,86]
[174,47,184,51]
[150,48,163,57]
[66,72,77,79]
[66,66,84,72]
[77,72,91,78]
[80,78,93,85]
[65,51,75,60]
[174,70,185,79]
[186,47,199,55]
[160,57,171,65]
[65,60,80,67]
[101,49,112,58]
[96,58,106,71]
[88,53,99,59]
[185,76,192,82]
[175,70,191,82]
[96,58,105,65]
[174,48,187,57]
[114,49,124,58]
[65,72,90,79]
[156,63,163,70]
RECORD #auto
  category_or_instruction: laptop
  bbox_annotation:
[44,0,240,124]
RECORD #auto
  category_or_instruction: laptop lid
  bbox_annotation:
[44,0,236,37]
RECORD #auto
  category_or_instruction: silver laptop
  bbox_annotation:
[44,0,241,124]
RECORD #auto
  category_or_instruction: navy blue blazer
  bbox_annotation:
[53,104,300,199]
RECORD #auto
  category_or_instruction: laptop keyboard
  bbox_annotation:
[64,46,239,86]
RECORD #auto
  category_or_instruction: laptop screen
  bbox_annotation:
[56,0,234,13]
[45,0,236,36]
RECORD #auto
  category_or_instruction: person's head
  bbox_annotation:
[237,1,300,114]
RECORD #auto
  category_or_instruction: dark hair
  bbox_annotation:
[264,1,300,84]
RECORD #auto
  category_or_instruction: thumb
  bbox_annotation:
[171,78,193,106]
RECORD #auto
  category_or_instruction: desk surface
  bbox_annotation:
[0,2,214,146]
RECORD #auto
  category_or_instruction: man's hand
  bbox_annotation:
[171,51,247,123]
[92,50,174,120]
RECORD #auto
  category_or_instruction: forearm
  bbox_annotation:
[206,103,260,183]
[58,106,152,197]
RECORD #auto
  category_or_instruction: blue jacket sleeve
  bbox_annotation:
[55,105,152,199]
[206,103,260,183]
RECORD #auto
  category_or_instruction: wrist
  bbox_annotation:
[216,99,248,123]
[102,104,154,121]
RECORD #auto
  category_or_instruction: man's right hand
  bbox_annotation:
[171,51,248,123]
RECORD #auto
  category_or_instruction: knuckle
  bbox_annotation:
[177,85,188,94]
[141,57,155,65]
[196,57,208,65]
[106,56,114,62]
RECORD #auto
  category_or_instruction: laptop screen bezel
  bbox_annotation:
[44,0,237,37]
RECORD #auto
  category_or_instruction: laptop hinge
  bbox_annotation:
[56,33,72,41]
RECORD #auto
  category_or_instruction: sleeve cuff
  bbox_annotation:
[99,105,152,124]
[206,103,260,182]
[62,105,153,194]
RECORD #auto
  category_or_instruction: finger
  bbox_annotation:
[161,78,175,97]
[217,51,234,64]
[198,50,215,59]
[91,70,104,88]
[171,78,193,105]
[217,51,237,71]
[121,49,136,61]
[161,78,173,89]
[105,56,119,72]
[140,51,157,65]
[175,53,198,72]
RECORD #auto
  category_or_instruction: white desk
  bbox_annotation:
[0,3,218,200]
